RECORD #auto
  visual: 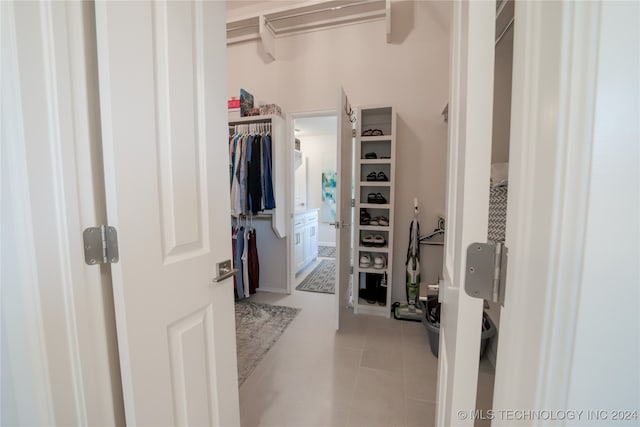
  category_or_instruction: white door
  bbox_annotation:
[335,88,354,330]
[95,2,240,425]
[436,1,495,425]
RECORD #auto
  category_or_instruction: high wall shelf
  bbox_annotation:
[227,0,392,59]
[353,106,396,318]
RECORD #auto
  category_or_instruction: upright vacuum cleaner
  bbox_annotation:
[393,198,425,321]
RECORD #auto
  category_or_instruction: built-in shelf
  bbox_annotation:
[359,225,390,232]
[358,246,389,253]
[228,114,278,124]
[227,0,391,58]
[360,135,393,142]
[359,181,391,187]
[360,203,390,209]
[356,266,389,274]
[360,159,392,165]
[354,106,396,317]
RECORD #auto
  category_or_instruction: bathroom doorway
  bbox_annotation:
[289,113,340,296]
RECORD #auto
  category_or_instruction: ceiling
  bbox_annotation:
[294,115,337,137]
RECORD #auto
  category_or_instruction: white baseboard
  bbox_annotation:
[256,287,290,295]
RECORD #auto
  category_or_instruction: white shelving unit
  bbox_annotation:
[353,106,396,317]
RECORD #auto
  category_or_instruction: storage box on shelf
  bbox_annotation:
[354,106,396,317]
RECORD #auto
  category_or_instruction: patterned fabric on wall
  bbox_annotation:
[488,186,508,242]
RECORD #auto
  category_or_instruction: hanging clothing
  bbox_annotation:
[247,134,263,215]
[230,136,243,217]
[239,134,250,215]
[247,229,260,294]
[262,133,276,209]
[228,127,275,216]
[233,226,246,299]
[242,228,250,296]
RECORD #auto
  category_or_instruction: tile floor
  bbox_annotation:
[238,259,440,427]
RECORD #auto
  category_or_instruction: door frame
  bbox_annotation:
[493,0,629,414]
[484,0,636,420]
[287,109,338,294]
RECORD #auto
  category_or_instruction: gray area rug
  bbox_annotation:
[295,259,336,294]
[235,300,300,386]
[318,245,336,258]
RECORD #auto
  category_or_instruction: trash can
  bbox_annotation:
[422,297,496,358]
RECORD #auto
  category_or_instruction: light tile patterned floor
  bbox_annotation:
[239,260,440,427]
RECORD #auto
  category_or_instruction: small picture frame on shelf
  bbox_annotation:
[240,88,254,117]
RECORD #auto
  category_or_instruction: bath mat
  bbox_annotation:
[318,245,336,258]
[295,259,335,294]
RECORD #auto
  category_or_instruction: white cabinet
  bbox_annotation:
[354,106,396,317]
[294,210,318,274]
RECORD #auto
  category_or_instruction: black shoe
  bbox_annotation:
[366,274,378,304]
[377,273,388,306]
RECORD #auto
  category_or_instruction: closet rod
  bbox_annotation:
[229,118,272,125]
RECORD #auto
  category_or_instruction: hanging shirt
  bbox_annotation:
[242,228,250,298]
[262,133,276,209]
[247,229,260,294]
[239,134,251,215]
[248,134,263,214]
[230,136,243,217]
[234,226,245,299]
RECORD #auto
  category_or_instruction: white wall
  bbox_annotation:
[298,134,337,246]
[227,0,452,302]
[566,0,639,413]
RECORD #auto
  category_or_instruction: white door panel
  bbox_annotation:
[437,1,495,425]
[95,2,240,425]
[335,88,354,330]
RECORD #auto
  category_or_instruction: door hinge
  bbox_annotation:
[351,198,355,207]
[352,129,356,138]
[464,241,507,306]
[83,225,119,265]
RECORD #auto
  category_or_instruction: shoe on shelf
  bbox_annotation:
[364,152,377,159]
[366,172,377,181]
[367,192,378,204]
[362,235,375,247]
[365,273,379,304]
[362,129,384,137]
[370,217,380,226]
[360,210,371,225]
[373,254,386,269]
[376,171,389,182]
[373,235,386,247]
[359,253,372,268]
[375,193,387,204]
[377,273,388,305]
[378,216,389,226]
